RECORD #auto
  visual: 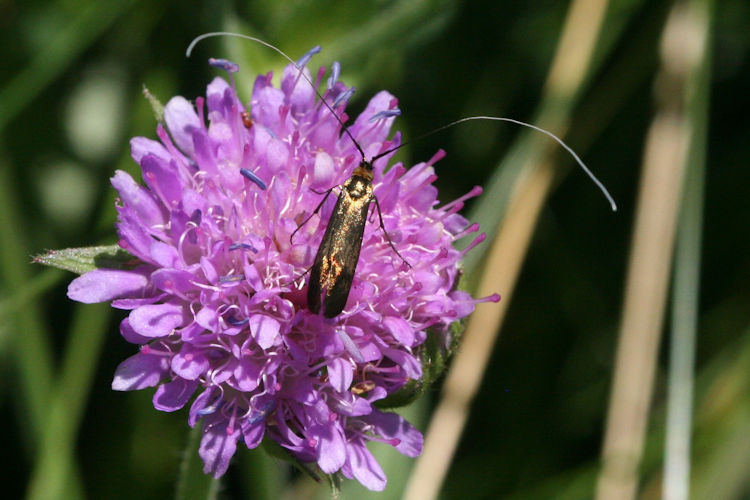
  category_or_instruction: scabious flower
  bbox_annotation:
[67,47,496,491]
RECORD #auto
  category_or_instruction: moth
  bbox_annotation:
[306,156,408,318]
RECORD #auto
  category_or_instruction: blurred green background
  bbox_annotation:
[1,0,747,498]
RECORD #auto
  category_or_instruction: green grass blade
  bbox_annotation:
[663,0,713,497]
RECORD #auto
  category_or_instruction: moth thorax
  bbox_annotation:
[346,176,371,198]
[352,160,374,181]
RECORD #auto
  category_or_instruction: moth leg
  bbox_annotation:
[373,195,411,268]
[283,265,312,290]
[290,186,336,244]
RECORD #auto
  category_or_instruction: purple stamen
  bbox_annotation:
[332,87,355,107]
[461,233,487,256]
[197,395,223,416]
[218,274,245,283]
[208,58,239,73]
[479,293,502,303]
[454,222,481,240]
[263,125,277,139]
[327,61,341,89]
[296,46,321,68]
[369,108,401,122]
[229,242,259,253]
[240,168,267,190]
[441,186,483,212]
[248,400,275,424]
[226,316,249,326]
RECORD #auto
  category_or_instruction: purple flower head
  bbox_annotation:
[68,48,497,491]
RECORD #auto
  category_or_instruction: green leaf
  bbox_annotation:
[142,84,164,122]
[33,245,139,275]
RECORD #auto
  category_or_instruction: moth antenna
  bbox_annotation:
[372,116,617,212]
[187,34,615,211]
[186,32,367,160]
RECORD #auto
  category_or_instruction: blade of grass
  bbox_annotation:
[0,152,56,448]
[595,1,708,497]
[0,154,86,497]
[1,5,145,496]
[0,0,136,132]
[0,0,135,458]
[0,269,64,352]
[26,301,112,500]
[237,446,285,500]
[663,0,712,498]
[321,0,455,69]
[406,9,671,496]
[403,0,614,498]
[216,0,456,99]
[690,327,750,498]
[566,1,669,156]
[692,404,750,499]
[462,0,650,273]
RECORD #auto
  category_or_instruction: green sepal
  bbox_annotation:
[33,244,140,275]
[376,265,472,409]
[326,472,343,499]
[375,318,466,409]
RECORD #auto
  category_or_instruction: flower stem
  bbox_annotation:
[176,424,221,500]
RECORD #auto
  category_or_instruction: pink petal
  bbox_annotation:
[67,268,148,304]
[171,344,210,380]
[129,302,185,338]
[327,357,353,393]
[199,413,239,478]
[153,378,198,411]
[248,314,281,349]
[111,170,165,228]
[164,96,201,156]
[111,350,169,391]
[315,421,346,474]
[346,440,386,491]
[233,357,262,392]
[119,317,151,344]
[130,136,170,164]
[383,316,415,346]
